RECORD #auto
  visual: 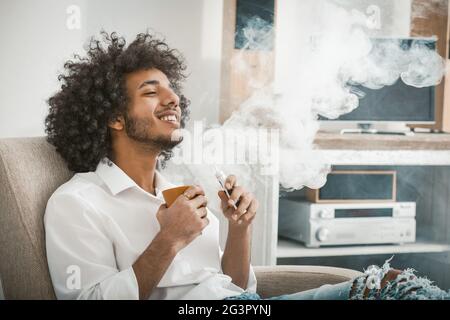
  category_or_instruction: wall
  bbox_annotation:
[0,0,224,138]
[0,0,87,138]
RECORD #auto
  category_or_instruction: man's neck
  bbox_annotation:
[111,141,159,195]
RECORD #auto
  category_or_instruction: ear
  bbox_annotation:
[108,116,125,131]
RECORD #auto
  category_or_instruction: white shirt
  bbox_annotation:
[44,158,257,300]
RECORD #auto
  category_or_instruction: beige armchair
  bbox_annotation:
[0,137,362,299]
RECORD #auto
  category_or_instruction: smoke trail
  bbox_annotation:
[401,41,446,87]
[347,38,446,89]
[231,0,447,190]
[163,0,447,194]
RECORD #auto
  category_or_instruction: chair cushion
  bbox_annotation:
[0,137,73,299]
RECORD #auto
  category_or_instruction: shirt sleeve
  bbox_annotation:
[246,264,258,293]
[44,192,139,300]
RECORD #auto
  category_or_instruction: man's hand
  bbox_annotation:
[218,175,259,228]
[133,185,208,299]
[156,185,209,252]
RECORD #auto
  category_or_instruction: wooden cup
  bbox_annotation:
[162,186,191,207]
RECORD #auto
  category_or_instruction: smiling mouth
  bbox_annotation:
[158,114,179,124]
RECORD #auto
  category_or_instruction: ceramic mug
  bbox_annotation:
[162,185,191,207]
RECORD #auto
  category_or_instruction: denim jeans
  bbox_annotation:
[225,280,353,300]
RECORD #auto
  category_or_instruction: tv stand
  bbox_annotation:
[340,123,415,136]
[340,128,415,136]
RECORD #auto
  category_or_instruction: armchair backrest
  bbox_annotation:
[0,137,73,299]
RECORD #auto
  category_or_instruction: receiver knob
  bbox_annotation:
[318,209,333,219]
[316,228,329,242]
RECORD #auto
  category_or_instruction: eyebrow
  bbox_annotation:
[138,80,160,89]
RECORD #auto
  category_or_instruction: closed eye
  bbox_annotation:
[144,91,157,96]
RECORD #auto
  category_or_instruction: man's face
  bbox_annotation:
[123,68,182,150]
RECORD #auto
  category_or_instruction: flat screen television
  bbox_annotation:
[319,37,437,127]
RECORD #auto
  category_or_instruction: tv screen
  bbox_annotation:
[320,38,436,123]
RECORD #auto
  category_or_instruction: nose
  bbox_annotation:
[161,87,180,108]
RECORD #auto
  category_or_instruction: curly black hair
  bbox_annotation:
[45,31,190,173]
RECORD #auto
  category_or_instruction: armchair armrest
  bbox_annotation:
[254,265,363,298]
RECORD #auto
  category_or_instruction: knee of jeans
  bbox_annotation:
[312,284,331,300]
[314,283,351,300]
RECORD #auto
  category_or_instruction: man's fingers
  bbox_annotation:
[241,211,256,225]
[190,194,208,209]
[183,185,205,199]
[217,177,258,226]
[225,175,236,190]
[218,191,233,211]
[229,186,244,208]
[248,198,259,214]
[237,199,258,224]
[196,207,208,219]
[218,190,228,202]
[234,192,252,220]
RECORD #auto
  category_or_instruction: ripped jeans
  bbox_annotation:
[226,257,450,300]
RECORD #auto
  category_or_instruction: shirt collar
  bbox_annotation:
[95,158,174,196]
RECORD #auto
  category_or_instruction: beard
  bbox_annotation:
[123,112,182,153]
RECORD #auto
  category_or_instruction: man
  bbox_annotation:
[45,31,450,301]
[44,31,258,300]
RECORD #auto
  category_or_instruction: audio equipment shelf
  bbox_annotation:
[257,134,450,267]
[277,238,450,258]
